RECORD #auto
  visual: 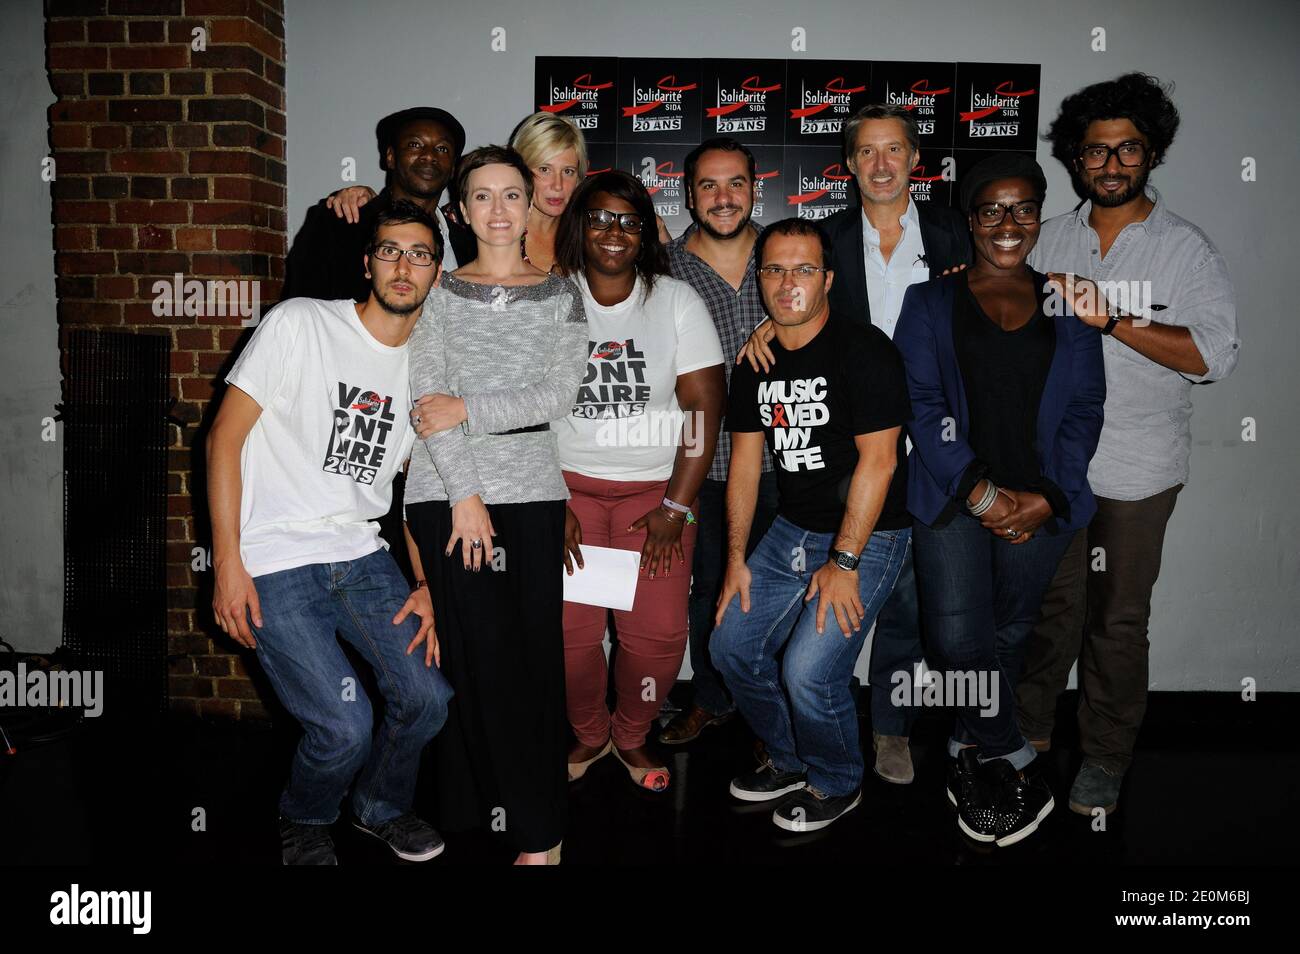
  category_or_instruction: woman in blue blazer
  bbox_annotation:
[893,154,1105,848]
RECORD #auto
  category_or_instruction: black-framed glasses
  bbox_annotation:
[973,200,1041,228]
[370,244,437,267]
[585,208,644,233]
[1079,140,1148,170]
[758,265,828,280]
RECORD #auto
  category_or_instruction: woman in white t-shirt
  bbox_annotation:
[554,171,725,791]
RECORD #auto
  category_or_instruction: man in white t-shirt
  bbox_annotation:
[206,200,452,865]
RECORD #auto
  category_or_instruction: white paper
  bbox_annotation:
[563,544,641,611]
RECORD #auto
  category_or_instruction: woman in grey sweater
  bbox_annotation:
[404,146,588,865]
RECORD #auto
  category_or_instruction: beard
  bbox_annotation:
[1084,166,1150,208]
[695,204,753,241]
[374,283,425,316]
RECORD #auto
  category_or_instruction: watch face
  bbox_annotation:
[835,551,858,570]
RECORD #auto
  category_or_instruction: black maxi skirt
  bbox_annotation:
[406,497,568,853]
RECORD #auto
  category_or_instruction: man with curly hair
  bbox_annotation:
[1018,73,1240,816]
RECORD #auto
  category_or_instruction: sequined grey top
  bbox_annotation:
[404,271,589,508]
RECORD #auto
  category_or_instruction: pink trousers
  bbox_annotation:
[562,470,698,750]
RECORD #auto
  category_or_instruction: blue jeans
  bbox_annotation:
[911,513,1071,770]
[251,548,453,826]
[867,537,923,736]
[713,516,910,796]
[687,474,780,716]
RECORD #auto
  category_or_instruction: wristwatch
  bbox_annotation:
[1101,312,1122,336]
[831,549,860,572]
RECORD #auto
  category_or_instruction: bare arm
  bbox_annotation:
[1107,319,1206,375]
[715,430,765,627]
[404,519,426,585]
[205,385,264,648]
[832,428,899,556]
[1048,271,1208,375]
[724,431,765,565]
[400,520,440,668]
[628,363,725,579]
[806,427,899,637]
[665,364,725,511]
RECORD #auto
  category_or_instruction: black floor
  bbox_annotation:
[2,688,1296,865]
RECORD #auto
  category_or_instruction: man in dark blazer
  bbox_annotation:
[742,104,971,785]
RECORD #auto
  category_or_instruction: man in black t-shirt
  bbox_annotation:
[711,218,913,833]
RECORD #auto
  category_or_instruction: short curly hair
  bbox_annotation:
[1045,72,1180,171]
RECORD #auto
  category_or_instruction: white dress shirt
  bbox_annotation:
[861,198,929,340]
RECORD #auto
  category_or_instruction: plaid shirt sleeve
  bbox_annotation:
[668,226,773,480]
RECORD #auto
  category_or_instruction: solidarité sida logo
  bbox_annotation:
[789,76,866,135]
[961,80,1036,138]
[623,75,698,133]
[884,79,952,137]
[539,71,613,131]
[707,74,781,135]
[639,158,685,217]
[787,163,853,220]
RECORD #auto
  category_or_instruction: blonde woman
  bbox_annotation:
[509,112,588,272]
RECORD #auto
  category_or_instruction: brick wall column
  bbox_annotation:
[47,0,287,720]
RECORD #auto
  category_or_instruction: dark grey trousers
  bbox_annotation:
[1016,484,1182,773]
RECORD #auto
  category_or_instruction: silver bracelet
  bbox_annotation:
[967,480,998,517]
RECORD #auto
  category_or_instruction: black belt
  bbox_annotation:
[489,423,550,436]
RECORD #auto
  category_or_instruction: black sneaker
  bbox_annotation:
[986,758,1054,847]
[279,819,338,865]
[950,748,998,843]
[729,757,807,802]
[772,785,861,832]
[351,812,445,862]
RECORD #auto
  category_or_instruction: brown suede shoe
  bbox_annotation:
[872,732,914,785]
[658,705,733,745]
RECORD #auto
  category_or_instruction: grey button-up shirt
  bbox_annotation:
[1028,185,1239,500]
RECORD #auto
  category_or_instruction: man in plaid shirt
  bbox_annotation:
[659,138,779,745]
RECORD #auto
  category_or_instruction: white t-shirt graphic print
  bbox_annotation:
[226,297,415,577]
[557,273,724,481]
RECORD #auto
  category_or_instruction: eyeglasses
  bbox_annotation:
[370,244,437,267]
[973,201,1041,228]
[585,208,644,233]
[758,265,828,280]
[1078,141,1148,170]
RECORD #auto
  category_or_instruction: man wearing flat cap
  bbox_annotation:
[285,106,474,302]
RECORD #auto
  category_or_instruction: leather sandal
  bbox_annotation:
[612,745,670,792]
[567,738,612,782]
